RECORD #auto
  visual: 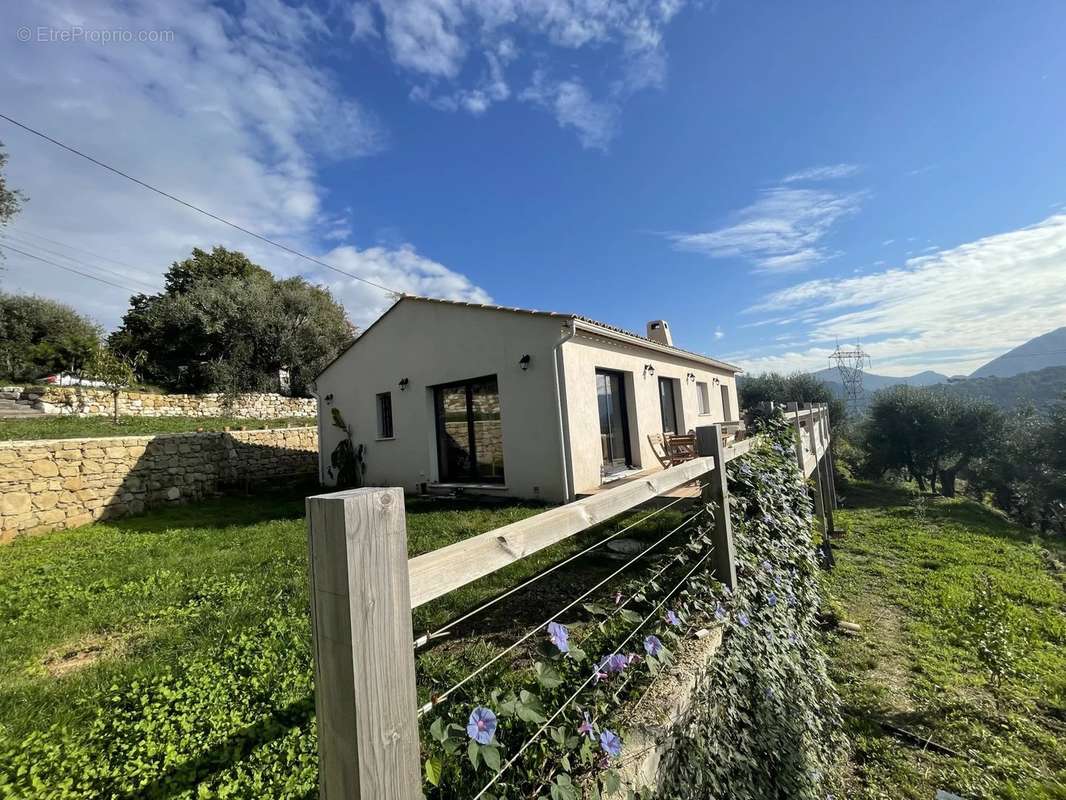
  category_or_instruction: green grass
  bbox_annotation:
[826,481,1066,799]
[0,487,689,797]
[0,415,315,440]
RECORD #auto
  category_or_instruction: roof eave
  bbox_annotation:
[572,319,743,373]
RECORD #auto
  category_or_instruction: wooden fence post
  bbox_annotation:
[696,424,737,591]
[785,402,804,473]
[819,403,839,509]
[306,487,422,800]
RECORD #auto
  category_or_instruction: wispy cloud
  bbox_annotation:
[734,214,1066,375]
[0,0,489,330]
[353,0,686,148]
[780,163,860,183]
[669,186,866,272]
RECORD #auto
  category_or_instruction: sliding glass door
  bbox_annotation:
[658,377,679,434]
[434,375,505,483]
[596,369,632,473]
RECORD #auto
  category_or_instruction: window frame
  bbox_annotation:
[376,391,394,439]
[696,381,710,415]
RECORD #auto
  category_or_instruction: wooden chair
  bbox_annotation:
[663,433,697,464]
[647,433,671,468]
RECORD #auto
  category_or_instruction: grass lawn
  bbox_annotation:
[0,415,315,441]
[0,487,689,797]
[826,481,1066,799]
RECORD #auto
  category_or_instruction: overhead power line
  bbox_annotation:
[0,232,159,293]
[11,227,155,278]
[0,241,138,292]
[0,112,402,297]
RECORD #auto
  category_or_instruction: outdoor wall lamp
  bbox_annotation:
[324,393,334,405]
[712,376,721,386]
[643,364,655,377]
[519,354,531,371]
[686,372,696,382]
[398,378,410,391]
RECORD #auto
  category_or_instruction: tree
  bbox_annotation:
[739,371,847,426]
[86,347,145,422]
[0,292,101,381]
[861,385,952,492]
[937,397,1004,497]
[0,141,25,230]
[109,247,355,396]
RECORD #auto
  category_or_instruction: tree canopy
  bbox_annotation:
[0,142,24,229]
[108,247,355,396]
[0,292,101,382]
[738,371,847,425]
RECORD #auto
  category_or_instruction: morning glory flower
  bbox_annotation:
[599,729,622,757]
[787,593,797,607]
[643,635,663,657]
[765,686,775,699]
[774,575,783,589]
[665,610,681,627]
[608,653,628,673]
[761,560,773,573]
[547,621,570,653]
[578,711,595,738]
[466,707,497,744]
[767,593,778,607]
[714,603,727,621]
[738,611,750,627]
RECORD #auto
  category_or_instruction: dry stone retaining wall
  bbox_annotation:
[0,427,318,542]
[13,387,316,419]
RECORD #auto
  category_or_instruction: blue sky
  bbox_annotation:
[2,0,1065,376]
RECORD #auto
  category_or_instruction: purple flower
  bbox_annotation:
[714,603,727,621]
[599,729,622,757]
[787,593,797,608]
[466,707,497,744]
[761,560,773,573]
[578,711,595,738]
[643,635,663,657]
[547,621,570,653]
[738,611,750,627]
[767,593,778,607]
[765,686,775,699]
[774,575,783,589]
[608,653,628,673]
[665,610,681,627]
[721,586,732,598]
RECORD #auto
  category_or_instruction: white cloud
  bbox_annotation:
[520,74,619,151]
[0,0,488,331]
[734,214,1066,375]
[781,163,860,183]
[358,0,687,146]
[713,326,724,340]
[669,186,866,272]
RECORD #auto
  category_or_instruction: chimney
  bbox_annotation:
[646,320,673,346]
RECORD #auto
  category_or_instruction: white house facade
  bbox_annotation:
[314,296,741,503]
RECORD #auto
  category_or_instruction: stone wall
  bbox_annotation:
[0,427,318,542]
[14,387,316,419]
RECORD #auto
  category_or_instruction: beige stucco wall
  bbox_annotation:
[315,300,569,502]
[560,329,739,496]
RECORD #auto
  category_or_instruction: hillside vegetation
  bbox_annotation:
[827,482,1066,799]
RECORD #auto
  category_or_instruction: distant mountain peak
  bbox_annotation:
[970,326,1066,379]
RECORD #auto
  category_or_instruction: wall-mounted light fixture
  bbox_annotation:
[686,372,696,382]
[643,364,656,377]
[712,376,721,386]
[519,354,531,371]
[398,378,410,391]
[324,393,334,405]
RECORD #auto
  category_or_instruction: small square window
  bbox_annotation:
[696,381,710,415]
[377,392,394,438]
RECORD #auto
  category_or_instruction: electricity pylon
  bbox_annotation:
[829,341,871,414]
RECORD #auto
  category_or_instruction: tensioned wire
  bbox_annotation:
[470,543,718,800]
[413,494,693,649]
[416,506,706,718]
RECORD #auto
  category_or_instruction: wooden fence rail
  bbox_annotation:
[306,404,836,799]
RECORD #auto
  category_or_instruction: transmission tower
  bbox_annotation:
[829,341,872,414]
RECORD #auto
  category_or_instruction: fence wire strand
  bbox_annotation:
[413,494,692,649]
[470,543,717,800]
[417,507,706,718]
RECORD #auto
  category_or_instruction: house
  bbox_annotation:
[314,296,742,503]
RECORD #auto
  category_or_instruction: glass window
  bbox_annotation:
[434,375,505,483]
[696,381,710,415]
[377,392,393,438]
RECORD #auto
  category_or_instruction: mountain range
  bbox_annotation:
[808,326,1066,410]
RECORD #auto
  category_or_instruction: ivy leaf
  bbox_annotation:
[429,718,447,743]
[602,769,622,796]
[618,609,642,625]
[424,757,442,787]
[568,645,587,663]
[517,690,547,723]
[535,662,564,689]
[467,739,481,770]
[583,603,609,616]
[481,744,501,772]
